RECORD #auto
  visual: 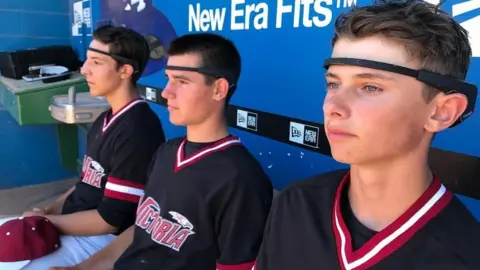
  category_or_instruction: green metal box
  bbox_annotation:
[0,73,89,126]
[0,73,90,173]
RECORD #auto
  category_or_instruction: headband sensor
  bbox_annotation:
[165,65,236,88]
[87,47,139,73]
[324,58,478,127]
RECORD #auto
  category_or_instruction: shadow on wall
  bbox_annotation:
[0,0,77,188]
[0,105,75,189]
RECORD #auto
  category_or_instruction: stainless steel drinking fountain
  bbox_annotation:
[49,86,110,124]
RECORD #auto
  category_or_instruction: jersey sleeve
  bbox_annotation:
[215,171,273,270]
[252,192,281,270]
[97,129,163,233]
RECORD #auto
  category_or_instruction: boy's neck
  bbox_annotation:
[105,85,139,114]
[348,153,433,232]
[186,113,229,143]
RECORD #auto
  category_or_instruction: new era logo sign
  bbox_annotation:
[289,121,319,148]
[291,126,302,138]
[236,109,257,131]
[145,87,157,102]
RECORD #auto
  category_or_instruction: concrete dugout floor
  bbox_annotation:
[0,178,77,217]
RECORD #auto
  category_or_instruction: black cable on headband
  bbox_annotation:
[87,47,140,73]
[324,57,478,127]
[165,65,236,88]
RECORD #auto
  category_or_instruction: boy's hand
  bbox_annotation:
[22,208,46,217]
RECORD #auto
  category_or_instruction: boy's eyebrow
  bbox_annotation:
[89,56,104,61]
[86,51,108,61]
[165,73,193,82]
[325,72,340,79]
[354,72,396,81]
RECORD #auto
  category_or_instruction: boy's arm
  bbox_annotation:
[45,209,117,236]
[49,225,135,270]
[47,131,162,236]
[44,185,76,215]
[23,185,76,217]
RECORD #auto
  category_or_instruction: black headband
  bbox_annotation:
[87,47,139,73]
[165,65,236,88]
[324,57,478,127]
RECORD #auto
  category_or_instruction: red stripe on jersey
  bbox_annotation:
[102,98,145,134]
[104,189,142,203]
[332,173,452,270]
[107,177,145,189]
[174,136,242,172]
[216,261,255,270]
[104,176,145,203]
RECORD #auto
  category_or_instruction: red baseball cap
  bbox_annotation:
[0,216,61,270]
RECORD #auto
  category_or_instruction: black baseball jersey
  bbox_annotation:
[255,169,480,270]
[113,135,273,270]
[62,98,165,234]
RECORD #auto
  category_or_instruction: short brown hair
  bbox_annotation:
[332,0,472,101]
[167,33,241,106]
[93,25,150,86]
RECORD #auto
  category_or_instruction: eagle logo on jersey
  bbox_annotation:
[81,155,105,188]
[169,211,194,230]
[135,196,195,252]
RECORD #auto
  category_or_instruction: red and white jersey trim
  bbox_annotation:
[105,182,144,196]
[332,173,453,270]
[102,98,146,133]
[104,177,145,203]
[216,261,255,270]
[174,136,242,172]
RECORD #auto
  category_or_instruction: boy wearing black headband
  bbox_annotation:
[50,33,273,270]
[255,0,480,269]
[10,25,166,269]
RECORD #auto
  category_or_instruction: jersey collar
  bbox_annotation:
[332,172,453,270]
[102,98,146,134]
[174,136,241,172]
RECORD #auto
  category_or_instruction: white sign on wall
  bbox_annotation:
[72,0,92,37]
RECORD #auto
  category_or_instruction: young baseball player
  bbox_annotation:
[255,0,480,269]
[50,33,273,270]
[0,25,166,269]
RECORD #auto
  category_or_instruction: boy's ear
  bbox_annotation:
[424,92,468,132]
[212,78,230,101]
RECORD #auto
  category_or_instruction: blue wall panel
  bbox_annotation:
[85,0,480,191]
[74,0,480,215]
[0,0,76,189]
[0,0,71,51]
[77,126,87,163]
[0,106,75,188]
